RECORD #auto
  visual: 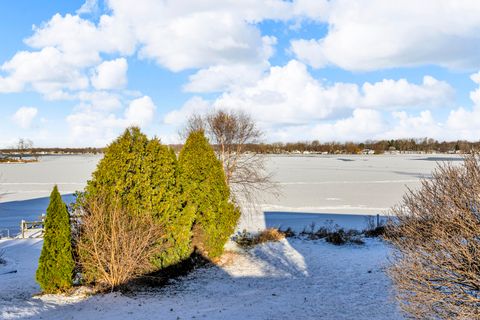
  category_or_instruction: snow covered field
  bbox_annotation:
[0,237,403,320]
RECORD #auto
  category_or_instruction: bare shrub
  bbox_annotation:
[386,153,480,319]
[234,228,285,248]
[76,198,163,291]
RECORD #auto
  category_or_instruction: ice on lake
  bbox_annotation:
[0,154,462,235]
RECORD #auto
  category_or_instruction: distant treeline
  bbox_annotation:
[0,147,103,155]
[1,138,479,156]
[241,138,480,154]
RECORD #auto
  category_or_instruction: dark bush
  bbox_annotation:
[364,226,386,238]
[325,229,347,245]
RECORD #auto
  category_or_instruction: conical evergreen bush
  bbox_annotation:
[36,185,74,293]
[178,130,240,259]
[85,127,191,268]
[144,138,194,267]
[85,127,150,215]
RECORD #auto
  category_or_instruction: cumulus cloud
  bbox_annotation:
[164,96,211,125]
[3,0,480,145]
[91,58,128,90]
[0,47,89,97]
[124,96,156,126]
[167,60,453,128]
[183,61,273,93]
[76,0,99,15]
[12,107,38,129]
[385,111,443,139]
[311,109,386,141]
[26,13,135,65]
[67,96,156,146]
[291,0,480,71]
[164,59,460,142]
[361,76,454,110]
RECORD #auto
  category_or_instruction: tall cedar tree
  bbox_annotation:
[36,185,74,293]
[178,131,240,258]
[85,127,190,268]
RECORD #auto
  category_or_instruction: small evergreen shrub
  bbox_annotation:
[178,131,240,258]
[36,186,75,293]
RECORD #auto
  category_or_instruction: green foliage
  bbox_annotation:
[178,131,240,259]
[144,139,194,267]
[85,127,150,215]
[36,185,74,293]
[85,127,191,269]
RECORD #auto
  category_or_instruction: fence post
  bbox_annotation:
[376,214,380,228]
[21,220,25,238]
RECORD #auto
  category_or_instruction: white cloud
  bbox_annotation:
[67,95,156,146]
[77,0,99,15]
[361,76,454,110]
[385,111,443,139]
[101,0,282,71]
[76,91,122,111]
[91,58,128,90]
[164,96,211,125]
[212,60,359,125]
[124,96,156,126]
[0,47,89,97]
[291,0,480,71]
[311,109,386,141]
[183,63,268,93]
[169,60,452,126]
[26,13,135,65]
[165,60,455,142]
[12,107,38,129]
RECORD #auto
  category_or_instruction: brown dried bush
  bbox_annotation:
[235,228,285,248]
[386,153,480,319]
[76,197,163,290]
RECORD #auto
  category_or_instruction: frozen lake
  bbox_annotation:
[0,154,462,235]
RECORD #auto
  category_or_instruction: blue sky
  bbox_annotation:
[0,0,479,147]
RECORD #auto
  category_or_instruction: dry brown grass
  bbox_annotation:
[75,197,163,291]
[385,153,480,319]
[257,228,285,243]
[234,228,285,248]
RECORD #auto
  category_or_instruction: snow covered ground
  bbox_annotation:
[0,237,403,320]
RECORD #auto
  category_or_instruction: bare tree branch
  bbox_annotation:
[182,109,280,204]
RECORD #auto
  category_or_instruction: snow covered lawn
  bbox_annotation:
[0,238,403,320]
